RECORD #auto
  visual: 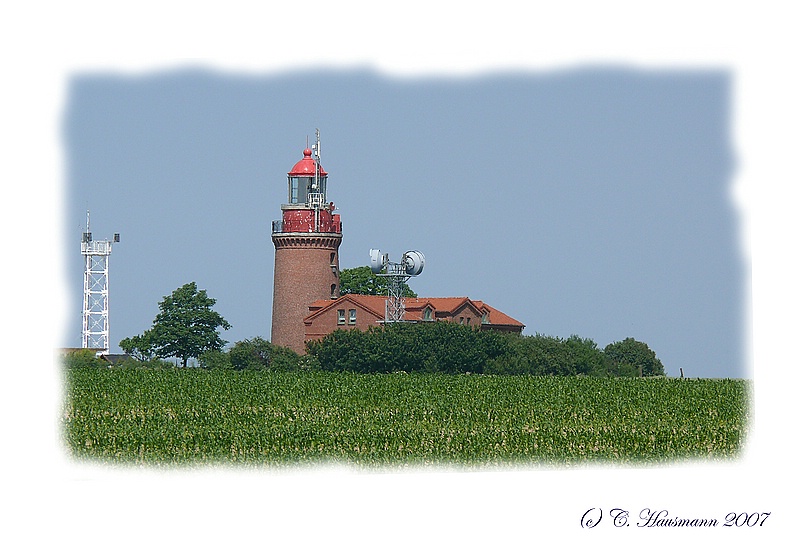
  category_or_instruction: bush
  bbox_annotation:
[199,350,233,370]
[565,335,612,377]
[268,344,306,372]
[307,321,504,374]
[604,338,665,377]
[229,337,271,371]
[199,337,304,372]
[108,357,174,369]
[483,334,613,376]
[60,349,105,369]
[60,350,173,369]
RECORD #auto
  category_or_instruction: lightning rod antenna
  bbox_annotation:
[311,128,322,232]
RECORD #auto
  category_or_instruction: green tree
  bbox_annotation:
[339,266,417,298]
[497,334,576,376]
[119,332,157,363]
[121,282,231,368]
[603,337,665,377]
[565,335,610,376]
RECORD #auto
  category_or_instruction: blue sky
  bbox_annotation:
[63,68,744,377]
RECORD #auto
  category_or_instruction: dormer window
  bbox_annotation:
[481,312,489,324]
[423,307,433,321]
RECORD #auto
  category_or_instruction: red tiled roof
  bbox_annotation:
[305,294,385,323]
[471,301,525,327]
[406,297,471,314]
[304,294,524,329]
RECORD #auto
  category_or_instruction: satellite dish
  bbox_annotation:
[369,249,385,273]
[403,250,425,276]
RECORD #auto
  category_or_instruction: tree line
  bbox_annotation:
[90,280,664,377]
[305,322,664,377]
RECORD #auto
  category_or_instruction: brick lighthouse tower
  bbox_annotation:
[271,131,342,353]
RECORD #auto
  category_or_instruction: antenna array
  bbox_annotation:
[369,249,425,323]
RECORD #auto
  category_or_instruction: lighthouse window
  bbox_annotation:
[318,176,327,197]
[290,177,299,203]
[337,309,346,325]
[349,309,357,324]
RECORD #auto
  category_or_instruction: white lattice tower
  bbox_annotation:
[81,212,118,353]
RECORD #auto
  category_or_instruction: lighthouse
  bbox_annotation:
[271,130,343,353]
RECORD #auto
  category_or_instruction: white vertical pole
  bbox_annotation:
[81,252,90,348]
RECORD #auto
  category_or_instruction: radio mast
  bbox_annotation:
[369,249,425,323]
[80,211,120,353]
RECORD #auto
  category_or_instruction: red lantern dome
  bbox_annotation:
[288,148,327,176]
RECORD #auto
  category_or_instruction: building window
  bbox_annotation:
[337,309,345,325]
[423,307,432,321]
[349,309,356,324]
[466,317,471,325]
[331,284,337,297]
[481,313,489,324]
[459,317,464,324]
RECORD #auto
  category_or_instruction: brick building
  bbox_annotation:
[303,294,525,344]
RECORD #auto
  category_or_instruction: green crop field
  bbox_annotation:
[62,369,750,468]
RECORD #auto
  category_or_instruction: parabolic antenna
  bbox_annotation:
[403,250,425,276]
[369,247,425,323]
[369,248,385,273]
